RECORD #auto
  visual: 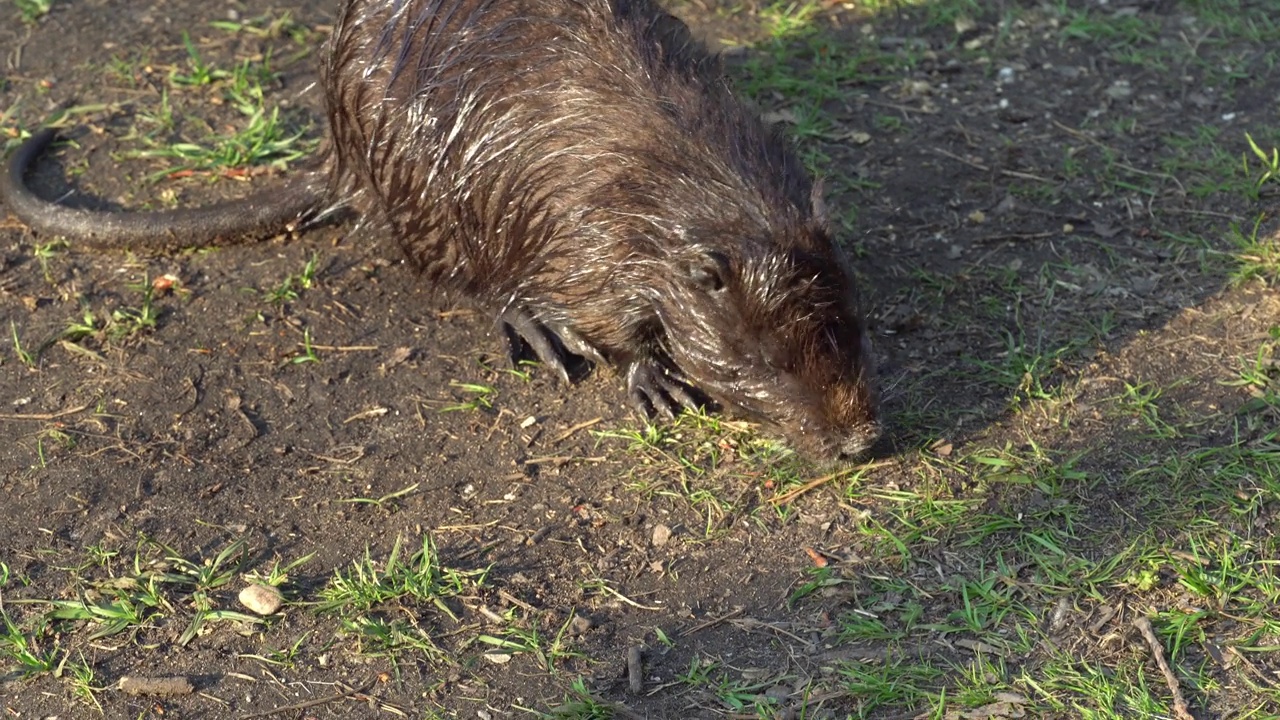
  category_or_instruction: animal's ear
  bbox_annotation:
[810,178,828,226]
[685,249,730,292]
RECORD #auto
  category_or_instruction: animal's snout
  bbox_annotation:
[838,423,883,460]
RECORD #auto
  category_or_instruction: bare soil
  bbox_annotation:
[2,1,1279,718]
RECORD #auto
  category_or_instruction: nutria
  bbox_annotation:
[0,0,882,461]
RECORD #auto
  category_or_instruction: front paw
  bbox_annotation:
[625,359,707,420]
[498,307,600,383]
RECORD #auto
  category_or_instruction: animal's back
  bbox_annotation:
[322,0,812,304]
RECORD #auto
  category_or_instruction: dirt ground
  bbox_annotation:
[3,0,1280,718]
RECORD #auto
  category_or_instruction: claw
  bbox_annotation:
[554,324,606,366]
[499,307,571,383]
[625,359,706,420]
[498,307,599,384]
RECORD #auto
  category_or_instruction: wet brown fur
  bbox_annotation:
[318,0,882,459]
[1,0,882,460]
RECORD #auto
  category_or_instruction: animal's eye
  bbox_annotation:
[686,250,730,293]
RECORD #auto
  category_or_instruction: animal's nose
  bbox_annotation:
[839,424,883,459]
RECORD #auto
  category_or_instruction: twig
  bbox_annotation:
[769,471,843,506]
[605,701,649,720]
[1133,616,1194,720]
[1158,206,1243,220]
[676,607,744,638]
[627,645,644,694]
[932,147,1056,184]
[860,98,936,115]
[198,691,231,706]
[932,147,989,171]
[238,678,375,720]
[118,676,193,696]
[498,589,538,613]
[593,582,662,611]
[731,617,815,646]
[475,604,507,624]
[523,454,607,465]
[434,518,501,532]
[1052,118,1105,147]
[1001,169,1055,184]
[769,460,893,506]
[0,404,89,421]
[550,417,602,444]
[1051,119,1185,193]
[974,230,1058,244]
[1225,645,1280,689]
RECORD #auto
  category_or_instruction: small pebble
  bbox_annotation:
[238,584,284,615]
[1104,80,1132,100]
[570,613,594,634]
[651,524,672,547]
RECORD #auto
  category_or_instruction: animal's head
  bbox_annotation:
[648,201,881,462]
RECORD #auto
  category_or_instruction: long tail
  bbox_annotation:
[0,128,331,251]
